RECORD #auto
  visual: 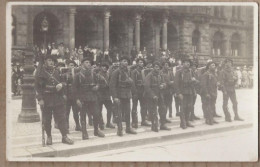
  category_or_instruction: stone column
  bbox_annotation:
[69,7,76,51]
[104,10,110,51]
[135,14,141,52]
[162,17,168,51]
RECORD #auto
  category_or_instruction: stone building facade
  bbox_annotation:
[11,5,254,66]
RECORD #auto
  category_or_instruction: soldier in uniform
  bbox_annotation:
[35,55,74,145]
[109,56,137,136]
[144,61,171,132]
[200,61,219,125]
[190,61,200,121]
[73,58,105,140]
[161,61,175,120]
[220,58,244,122]
[64,60,81,132]
[175,58,198,129]
[131,58,151,128]
[173,59,183,116]
[97,62,115,130]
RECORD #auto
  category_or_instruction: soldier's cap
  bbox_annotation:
[153,61,162,68]
[66,59,77,66]
[206,61,217,70]
[136,58,146,65]
[101,62,109,69]
[81,57,93,64]
[223,58,233,64]
[44,54,56,62]
[119,56,131,64]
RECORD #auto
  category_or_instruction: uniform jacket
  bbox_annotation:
[174,68,197,95]
[161,68,175,95]
[35,65,66,107]
[97,70,111,100]
[219,67,237,93]
[144,70,166,98]
[109,66,134,99]
[200,70,218,97]
[131,66,144,96]
[73,67,98,101]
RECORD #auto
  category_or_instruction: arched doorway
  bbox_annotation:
[230,33,241,57]
[33,11,59,47]
[212,31,225,56]
[167,23,178,53]
[75,11,97,48]
[140,15,154,54]
[192,29,200,53]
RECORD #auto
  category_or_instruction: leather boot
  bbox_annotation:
[62,136,74,145]
[117,121,123,136]
[126,127,137,134]
[106,123,115,129]
[141,120,151,126]
[160,124,171,131]
[132,122,138,129]
[81,122,89,140]
[46,136,52,145]
[180,112,187,129]
[186,121,194,127]
[75,123,82,131]
[94,130,105,138]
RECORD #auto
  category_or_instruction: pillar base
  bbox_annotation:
[18,110,40,123]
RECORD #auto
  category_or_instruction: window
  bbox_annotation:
[192,29,200,53]
[212,31,224,56]
[230,33,241,57]
[232,6,241,20]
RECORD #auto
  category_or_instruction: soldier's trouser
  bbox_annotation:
[80,101,99,131]
[66,99,80,129]
[149,97,167,126]
[181,94,193,123]
[119,98,131,128]
[164,93,173,116]
[98,99,113,126]
[222,91,238,119]
[201,95,213,122]
[190,94,197,117]
[132,93,146,123]
[44,104,67,137]
[174,95,181,114]
[147,97,159,128]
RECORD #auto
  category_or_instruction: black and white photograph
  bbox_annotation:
[6,2,258,161]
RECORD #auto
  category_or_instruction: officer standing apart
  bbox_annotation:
[144,61,171,132]
[73,58,105,140]
[200,61,219,125]
[175,58,198,129]
[35,55,74,145]
[131,58,151,128]
[110,56,137,136]
[220,58,244,122]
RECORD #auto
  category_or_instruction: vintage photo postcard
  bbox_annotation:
[6,2,258,162]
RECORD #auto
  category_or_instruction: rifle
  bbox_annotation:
[40,105,46,147]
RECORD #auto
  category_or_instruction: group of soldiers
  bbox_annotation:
[35,53,244,146]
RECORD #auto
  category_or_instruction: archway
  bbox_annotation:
[167,23,178,53]
[192,29,200,53]
[140,15,154,54]
[33,11,59,47]
[212,31,225,56]
[230,33,241,56]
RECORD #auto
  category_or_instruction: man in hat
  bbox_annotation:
[73,58,105,140]
[220,58,244,122]
[200,61,219,125]
[35,55,74,145]
[160,60,175,120]
[131,58,151,128]
[110,56,137,136]
[175,57,198,129]
[173,59,182,117]
[97,62,115,130]
[190,61,200,121]
[64,60,81,132]
[144,61,171,132]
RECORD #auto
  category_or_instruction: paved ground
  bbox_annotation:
[70,128,257,162]
[7,88,258,159]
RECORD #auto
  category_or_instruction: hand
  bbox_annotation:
[178,94,183,100]
[38,100,44,106]
[153,96,159,101]
[76,99,82,108]
[114,98,120,104]
[92,85,99,91]
[56,83,63,91]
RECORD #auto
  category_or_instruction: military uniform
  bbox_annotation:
[144,68,170,132]
[220,61,243,122]
[73,66,105,139]
[97,69,115,129]
[131,66,151,128]
[64,68,81,131]
[175,67,197,129]
[35,63,73,145]
[173,65,183,116]
[200,69,218,125]
[109,65,137,135]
